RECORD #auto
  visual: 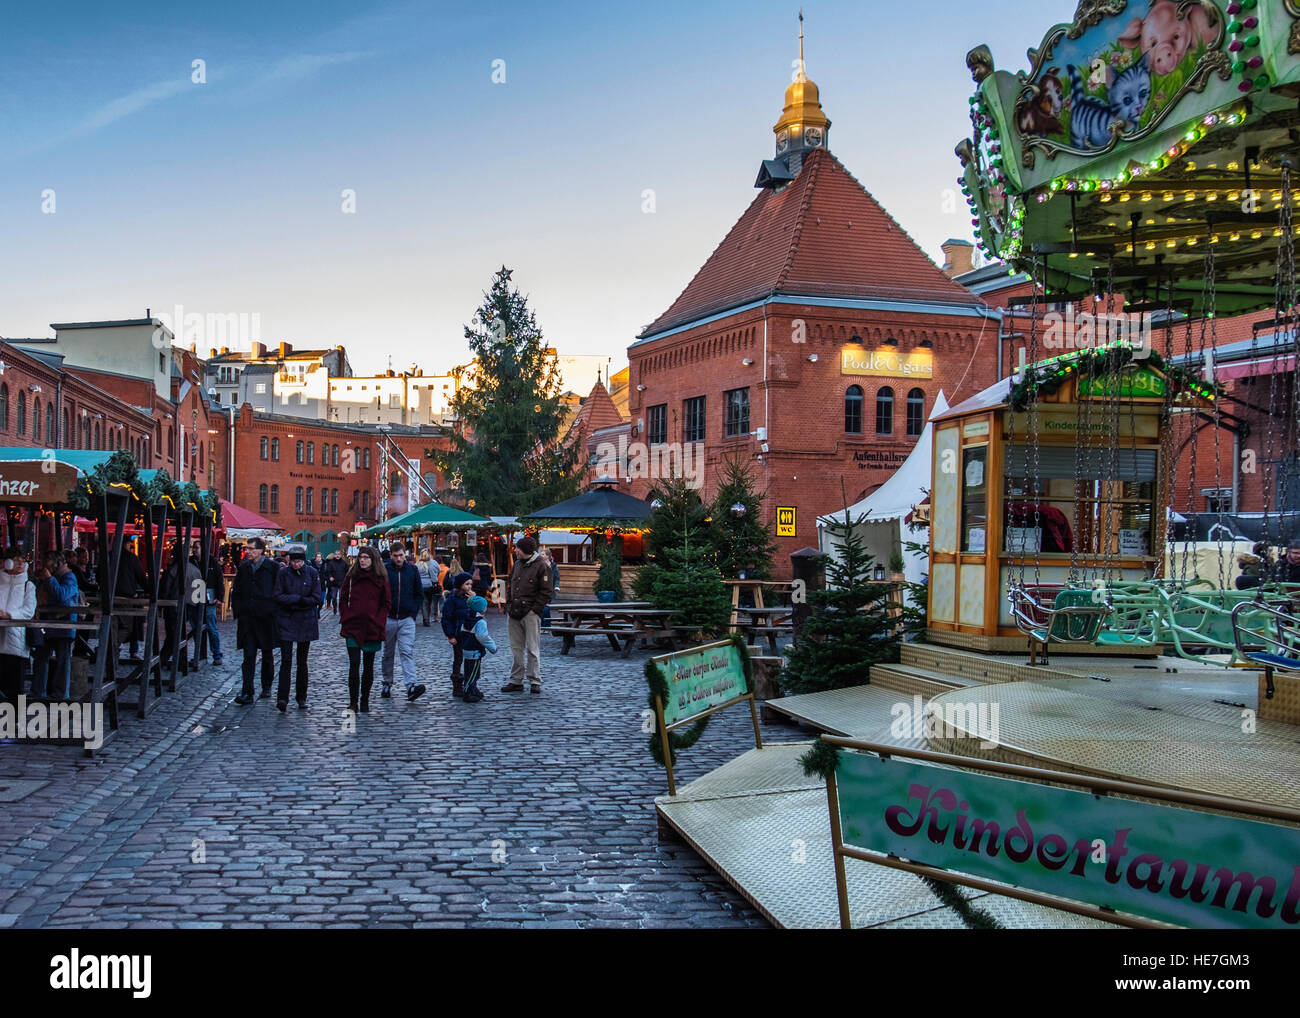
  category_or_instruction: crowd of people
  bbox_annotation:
[230,535,558,715]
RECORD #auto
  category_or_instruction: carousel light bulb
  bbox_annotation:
[1250,230,1262,239]
[1187,236,1198,246]
[1166,239,1176,247]
[1145,241,1156,250]
[1207,192,1218,201]
[1184,191,1195,202]
[1119,193,1132,202]
[1230,231,1241,241]
[1141,192,1153,201]
[1163,192,1175,202]
[1101,193,1113,202]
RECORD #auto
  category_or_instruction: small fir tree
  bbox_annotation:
[709,453,776,580]
[650,547,733,640]
[779,508,903,694]
[632,477,710,601]
[593,537,626,600]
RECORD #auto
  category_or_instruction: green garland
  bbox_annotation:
[521,517,647,532]
[798,737,1002,930]
[66,450,150,511]
[1007,345,1219,412]
[645,634,752,767]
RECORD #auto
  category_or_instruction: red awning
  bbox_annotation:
[219,498,282,531]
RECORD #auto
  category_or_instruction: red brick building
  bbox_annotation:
[0,340,157,458]
[231,406,451,556]
[624,65,999,574]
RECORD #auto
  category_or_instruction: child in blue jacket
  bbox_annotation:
[441,571,474,697]
[458,595,497,704]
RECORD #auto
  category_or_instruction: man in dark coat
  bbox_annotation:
[323,551,348,613]
[231,537,278,704]
[1275,541,1300,585]
[273,545,322,711]
[502,536,553,695]
[383,542,425,701]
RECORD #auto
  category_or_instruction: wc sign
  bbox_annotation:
[777,506,796,537]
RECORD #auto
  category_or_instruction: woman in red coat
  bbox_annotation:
[338,546,391,714]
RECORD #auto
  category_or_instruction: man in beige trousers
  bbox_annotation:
[502,536,553,694]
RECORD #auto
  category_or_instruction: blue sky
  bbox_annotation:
[0,0,1052,377]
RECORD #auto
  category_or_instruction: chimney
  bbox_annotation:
[252,342,267,358]
[220,347,230,355]
[940,239,975,278]
[209,348,217,358]
[278,341,291,358]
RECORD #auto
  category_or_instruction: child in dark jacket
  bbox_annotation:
[440,571,475,697]
[458,595,497,703]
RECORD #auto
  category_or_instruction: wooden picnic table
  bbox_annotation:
[549,606,682,658]
[730,605,794,653]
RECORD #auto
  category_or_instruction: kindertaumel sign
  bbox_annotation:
[831,750,1300,929]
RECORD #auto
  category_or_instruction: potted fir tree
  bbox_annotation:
[594,537,625,602]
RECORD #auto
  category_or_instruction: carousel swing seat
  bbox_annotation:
[1232,600,1300,699]
[1009,585,1111,665]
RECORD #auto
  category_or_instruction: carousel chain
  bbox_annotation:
[1029,258,1042,592]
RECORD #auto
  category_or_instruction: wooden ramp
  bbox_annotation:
[656,742,1115,929]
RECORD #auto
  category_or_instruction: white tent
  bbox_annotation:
[818,391,949,596]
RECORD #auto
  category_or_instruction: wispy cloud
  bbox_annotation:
[76,76,192,134]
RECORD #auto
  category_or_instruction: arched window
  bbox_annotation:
[844,385,863,434]
[32,398,41,442]
[0,384,8,430]
[270,485,279,512]
[46,404,55,445]
[64,410,71,447]
[271,438,280,461]
[332,444,339,466]
[17,392,26,436]
[361,491,370,515]
[875,387,894,436]
[305,487,314,514]
[167,425,173,458]
[94,420,102,450]
[362,449,370,469]
[307,441,314,464]
[906,388,925,437]
[296,440,304,463]
[260,437,268,459]
[331,489,338,515]
[259,484,268,513]
[295,486,304,514]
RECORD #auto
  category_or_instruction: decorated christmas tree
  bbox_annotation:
[779,507,903,694]
[708,453,776,580]
[435,266,579,515]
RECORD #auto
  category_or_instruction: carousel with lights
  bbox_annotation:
[944,0,1300,693]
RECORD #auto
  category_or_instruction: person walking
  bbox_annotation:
[441,569,474,698]
[338,545,390,713]
[458,595,497,703]
[0,550,35,706]
[502,536,552,695]
[324,550,348,613]
[195,545,225,665]
[382,542,426,701]
[273,545,322,711]
[231,537,279,705]
[45,551,80,700]
[416,549,438,627]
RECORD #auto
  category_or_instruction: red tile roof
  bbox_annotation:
[641,147,981,338]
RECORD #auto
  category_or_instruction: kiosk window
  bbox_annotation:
[960,446,988,553]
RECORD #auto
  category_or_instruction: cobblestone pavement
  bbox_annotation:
[0,611,778,928]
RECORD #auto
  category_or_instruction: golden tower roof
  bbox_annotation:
[773,11,830,136]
